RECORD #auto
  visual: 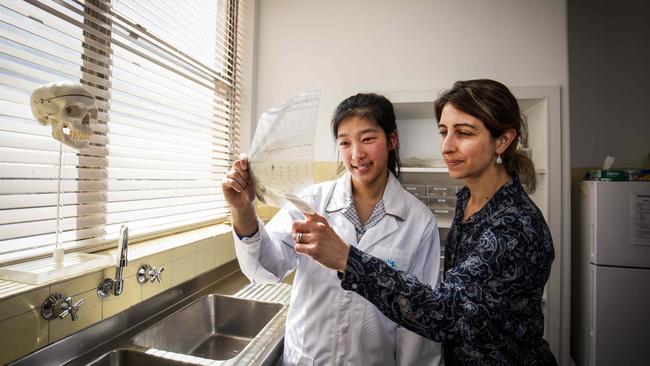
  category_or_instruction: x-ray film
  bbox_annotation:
[248,90,320,214]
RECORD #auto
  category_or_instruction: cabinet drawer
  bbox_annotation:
[427,185,457,197]
[403,184,427,198]
[431,208,455,221]
[428,197,457,209]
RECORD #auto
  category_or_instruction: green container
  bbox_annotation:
[588,169,627,181]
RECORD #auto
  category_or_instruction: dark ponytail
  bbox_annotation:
[505,150,536,192]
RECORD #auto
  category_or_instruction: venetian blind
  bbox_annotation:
[0,0,242,263]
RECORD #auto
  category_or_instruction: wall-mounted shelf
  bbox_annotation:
[402,167,545,174]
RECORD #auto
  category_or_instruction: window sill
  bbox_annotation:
[0,223,235,300]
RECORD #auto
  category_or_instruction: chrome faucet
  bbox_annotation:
[97,225,129,299]
[113,225,128,295]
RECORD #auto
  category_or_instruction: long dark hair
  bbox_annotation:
[434,79,536,192]
[331,93,401,177]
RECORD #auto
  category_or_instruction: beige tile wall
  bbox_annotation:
[0,232,239,365]
[314,161,341,183]
[0,308,47,364]
[171,248,197,287]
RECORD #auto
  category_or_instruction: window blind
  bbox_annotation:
[0,0,242,264]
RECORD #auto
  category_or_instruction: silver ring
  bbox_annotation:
[296,232,303,244]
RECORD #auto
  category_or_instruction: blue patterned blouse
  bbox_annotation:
[340,177,557,365]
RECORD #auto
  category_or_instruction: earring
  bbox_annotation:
[496,154,503,165]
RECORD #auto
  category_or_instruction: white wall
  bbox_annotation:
[252,0,569,162]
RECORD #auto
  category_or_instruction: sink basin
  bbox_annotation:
[87,349,191,366]
[132,294,283,360]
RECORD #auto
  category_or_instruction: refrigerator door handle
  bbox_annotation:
[588,267,595,365]
[590,224,595,260]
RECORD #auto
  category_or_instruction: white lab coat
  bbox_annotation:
[234,172,442,366]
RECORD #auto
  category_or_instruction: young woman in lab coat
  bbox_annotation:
[292,80,558,365]
[222,93,442,365]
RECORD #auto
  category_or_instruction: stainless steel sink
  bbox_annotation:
[132,294,283,360]
[87,349,191,366]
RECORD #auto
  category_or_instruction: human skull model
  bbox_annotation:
[30,82,98,149]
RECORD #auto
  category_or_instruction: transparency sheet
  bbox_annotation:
[248,90,320,214]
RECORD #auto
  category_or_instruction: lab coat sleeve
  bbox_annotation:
[233,205,303,283]
[395,216,443,366]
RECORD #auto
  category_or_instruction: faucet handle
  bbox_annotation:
[137,264,165,284]
[44,294,85,321]
[59,296,85,321]
[150,266,165,283]
[137,264,152,284]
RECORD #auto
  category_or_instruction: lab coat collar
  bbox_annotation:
[325,172,407,221]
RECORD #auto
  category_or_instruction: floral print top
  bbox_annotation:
[340,177,557,365]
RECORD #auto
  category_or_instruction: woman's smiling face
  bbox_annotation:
[337,116,396,187]
[438,103,497,181]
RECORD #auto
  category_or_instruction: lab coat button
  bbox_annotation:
[351,284,358,290]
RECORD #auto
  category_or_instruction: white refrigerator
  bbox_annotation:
[571,181,650,366]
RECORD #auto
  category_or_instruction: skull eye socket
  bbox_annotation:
[64,105,81,117]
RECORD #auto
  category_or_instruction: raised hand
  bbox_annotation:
[221,154,256,211]
[221,154,258,237]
